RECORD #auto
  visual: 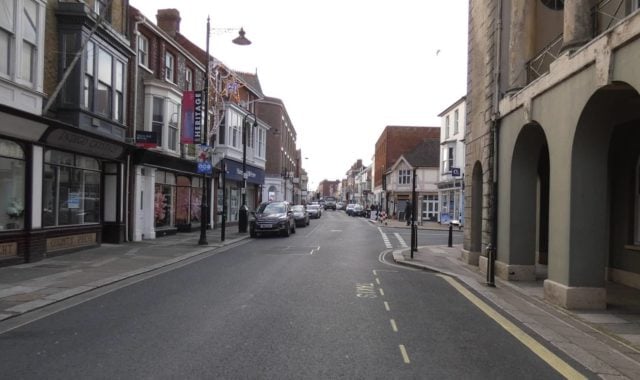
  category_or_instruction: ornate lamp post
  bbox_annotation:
[199,19,251,245]
[238,112,258,233]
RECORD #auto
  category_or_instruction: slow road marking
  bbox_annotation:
[438,274,586,380]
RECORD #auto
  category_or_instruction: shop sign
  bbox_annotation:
[193,91,203,142]
[46,233,96,252]
[0,242,17,257]
[136,131,158,148]
[196,144,212,174]
[45,129,124,159]
[451,167,461,177]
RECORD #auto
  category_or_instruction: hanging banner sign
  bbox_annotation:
[193,91,203,142]
[196,144,212,174]
[181,91,195,144]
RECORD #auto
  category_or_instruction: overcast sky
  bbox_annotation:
[131,0,469,190]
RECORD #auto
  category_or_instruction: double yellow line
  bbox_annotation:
[438,274,586,380]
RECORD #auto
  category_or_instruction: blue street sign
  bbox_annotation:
[197,161,212,174]
[451,167,461,177]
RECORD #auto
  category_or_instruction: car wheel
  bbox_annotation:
[283,223,291,237]
[250,228,256,238]
[291,222,296,234]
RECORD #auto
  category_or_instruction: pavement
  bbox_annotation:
[2,218,640,378]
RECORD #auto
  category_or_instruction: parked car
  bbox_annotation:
[345,203,356,216]
[336,201,345,210]
[307,204,322,219]
[292,205,310,227]
[250,201,296,238]
[352,204,365,217]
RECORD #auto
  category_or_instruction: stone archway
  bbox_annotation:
[470,161,483,254]
[547,82,640,309]
[499,123,550,281]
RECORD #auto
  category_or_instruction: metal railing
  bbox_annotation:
[525,34,564,84]
[592,0,628,36]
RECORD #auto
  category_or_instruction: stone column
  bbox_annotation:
[562,0,592,52]
[508,0,536,91]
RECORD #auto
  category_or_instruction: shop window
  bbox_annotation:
[421,194,439,221]
[175,176,191,226]
[190,177,202,224]
[0,139,26,231]
[43,149,101,227]
[154,171,175,228]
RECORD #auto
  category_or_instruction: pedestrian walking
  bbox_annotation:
[405,201,412,226]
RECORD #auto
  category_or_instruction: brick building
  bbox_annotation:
[372,126,440,214]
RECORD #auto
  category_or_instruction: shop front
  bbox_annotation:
[132,149,209,240]
[216,159,264,225]
[0,105,129,265]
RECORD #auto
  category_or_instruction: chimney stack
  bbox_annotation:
[156,9,181,38]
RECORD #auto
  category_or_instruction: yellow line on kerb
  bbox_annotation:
[437,274,586,380]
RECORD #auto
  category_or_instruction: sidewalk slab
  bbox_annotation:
[0,230,249,321]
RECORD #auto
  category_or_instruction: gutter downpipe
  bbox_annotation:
[127,15,145,242]
[487,0,503,287]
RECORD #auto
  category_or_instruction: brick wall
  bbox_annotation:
[374,126,440,188]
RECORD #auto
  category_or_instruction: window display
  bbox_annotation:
[0,139,25,231]
[154,171,175,228]
[43,149,101,227]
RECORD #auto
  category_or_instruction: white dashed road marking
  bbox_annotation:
[394,233,408,248]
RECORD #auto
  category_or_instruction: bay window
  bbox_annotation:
[83,41,126,122]
[152,97,164,146]
[150,95,181,152]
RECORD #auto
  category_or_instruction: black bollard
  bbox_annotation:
[448,223,453,247]
[486,244,496,287]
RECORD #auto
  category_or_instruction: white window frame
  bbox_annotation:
[138,34,149,67]
[445,115,450,138]
[453,109,459,135]
[0,0,43,88]
[398,169,411,185]
[145,85,182,155]
[185,67,193,91]
[165,51,175,83]
[448,146,455,172]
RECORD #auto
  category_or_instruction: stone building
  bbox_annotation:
[466,0,640,309]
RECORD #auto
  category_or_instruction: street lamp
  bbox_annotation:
[239,112,258,233]
[199,18,251,245]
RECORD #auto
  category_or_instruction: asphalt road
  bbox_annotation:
[0,211,586,379]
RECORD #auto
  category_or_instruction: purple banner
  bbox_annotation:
[181,91,195,144]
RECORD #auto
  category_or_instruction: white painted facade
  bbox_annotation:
[437,97,466,224]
